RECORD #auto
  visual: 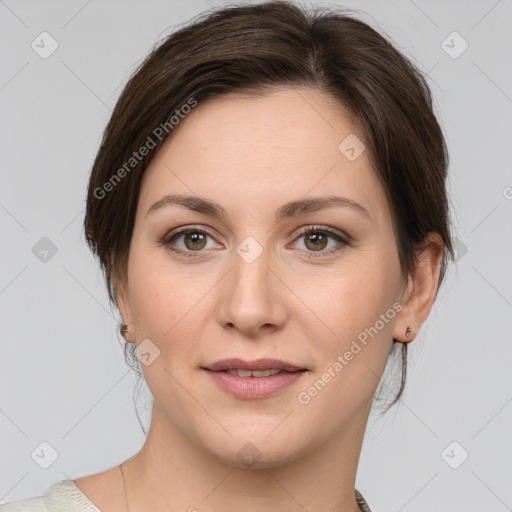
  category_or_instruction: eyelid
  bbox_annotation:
[163,224,218,240]
[290,225,350,244]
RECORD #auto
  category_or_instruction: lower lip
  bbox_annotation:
[204,369,306,399]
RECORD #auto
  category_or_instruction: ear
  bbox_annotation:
[113,260,136,341]
[393,232,444,342]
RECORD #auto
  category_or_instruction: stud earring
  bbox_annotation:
[120,323,133,341]
[405,326,415,339]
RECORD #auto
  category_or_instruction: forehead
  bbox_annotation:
[138,87,388,223]
[160,87,358,161]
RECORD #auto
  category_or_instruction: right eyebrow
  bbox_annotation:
[145,194,225,219]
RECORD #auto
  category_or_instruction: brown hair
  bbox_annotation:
[84,0,454,420]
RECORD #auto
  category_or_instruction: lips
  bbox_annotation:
[202,358,306,373]
[203,358,307,399]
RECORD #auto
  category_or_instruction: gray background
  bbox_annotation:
[1,0,511,510]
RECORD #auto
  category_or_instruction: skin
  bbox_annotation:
[75,87,443,512]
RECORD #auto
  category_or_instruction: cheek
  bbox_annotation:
[295,267,399,416]
[304,253,400,370]
[322,260,396,324]
[125,247,207,405]
[126,243,194,341]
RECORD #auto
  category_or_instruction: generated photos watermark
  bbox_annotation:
[93,96,198,200]
[297,301,403,405]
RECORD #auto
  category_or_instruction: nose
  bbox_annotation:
[215,244,288,337]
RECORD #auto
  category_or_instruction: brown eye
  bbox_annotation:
[182,231,207,250]
[163,227,217,257]
[289,226,349,259]
[304,232,328,251]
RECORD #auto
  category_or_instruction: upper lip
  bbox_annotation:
[203,358,306,372]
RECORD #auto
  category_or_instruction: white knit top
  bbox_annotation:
[0,480,100,512]
[0,479,372,511]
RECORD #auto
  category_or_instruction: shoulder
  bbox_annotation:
[0,480,101,512]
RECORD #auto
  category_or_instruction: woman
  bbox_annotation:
[0,1,453,511]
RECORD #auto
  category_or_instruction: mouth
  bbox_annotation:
[202,357,307,373]
[219,368,305,377]
[201,358,307,399]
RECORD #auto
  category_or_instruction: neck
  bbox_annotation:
[123,401,369,512]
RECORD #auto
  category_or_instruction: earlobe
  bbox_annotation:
[393,232,444,342]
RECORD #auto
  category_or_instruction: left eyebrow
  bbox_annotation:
[275,195,370,221]
[145,194,370,220]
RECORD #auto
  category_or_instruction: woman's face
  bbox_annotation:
[117,87,410,466]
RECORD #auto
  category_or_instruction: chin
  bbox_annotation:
[198,427,312,470]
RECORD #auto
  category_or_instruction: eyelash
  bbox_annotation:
[160,225,350,259]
